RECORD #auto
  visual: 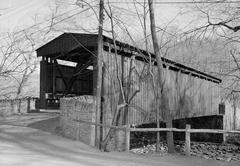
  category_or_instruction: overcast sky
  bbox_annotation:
[0,0,52,31]
[0,0,189,33]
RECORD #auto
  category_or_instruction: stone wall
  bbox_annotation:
[60,95,127,151]
[60,96,96,146]
[0,97,37,117]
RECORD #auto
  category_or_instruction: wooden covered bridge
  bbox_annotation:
[36,33,223,135]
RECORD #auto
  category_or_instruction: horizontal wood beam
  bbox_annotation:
[130,128,185,132]
[73,119,240,134]
[129,128,240,134]
[73,119,126,130]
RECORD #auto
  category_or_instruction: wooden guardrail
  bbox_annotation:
[127,125,240,156]
[73,119,127,130]
[73,119,240,156]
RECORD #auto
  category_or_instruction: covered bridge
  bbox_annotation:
[36,33,226,144]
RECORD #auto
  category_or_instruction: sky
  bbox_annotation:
[0,0,188,33]
[0,0,52,32]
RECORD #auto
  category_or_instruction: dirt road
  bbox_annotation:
[0,124,239,166]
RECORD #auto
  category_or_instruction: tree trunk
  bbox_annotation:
[148,0,174,153]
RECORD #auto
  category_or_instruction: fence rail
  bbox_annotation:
[73,119,127,130]
[73,119,240,156]
[129,127,240,134]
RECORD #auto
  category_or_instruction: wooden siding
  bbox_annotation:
[224,101,240,130]
[102,49,221,125]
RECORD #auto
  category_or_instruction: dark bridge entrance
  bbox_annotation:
[36,33,96,109]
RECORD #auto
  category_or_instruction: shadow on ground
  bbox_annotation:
[0,114,239,166]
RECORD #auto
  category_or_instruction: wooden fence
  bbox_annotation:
[74,119,240,156]
[127,125,240,156]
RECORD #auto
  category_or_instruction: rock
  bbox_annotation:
[130,140,240,162]
[226,157,232,162]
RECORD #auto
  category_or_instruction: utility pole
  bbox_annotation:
[95,0,104,149]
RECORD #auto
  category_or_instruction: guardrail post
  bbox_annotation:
[125,124,130,152]
[27,97,31,113]
[185,124,191,156]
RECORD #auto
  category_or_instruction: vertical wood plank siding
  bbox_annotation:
[102,49,220,125]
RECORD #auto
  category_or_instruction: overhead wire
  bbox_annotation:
[0,7,82,41]
[0,0,98,41]
[28,7,92,36]
[2,10,100,48]
[0,0,40,19]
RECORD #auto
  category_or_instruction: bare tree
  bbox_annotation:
[180,1,240,103]
[0,30,37,100]
[148,0,174,153]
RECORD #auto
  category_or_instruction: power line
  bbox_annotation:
[0,0,40,19]
[0,7,92,43]
[0,7,80,40]
[0,0,99,41]
[25,7,92,39]
[0,7,94,42]
[109,1,240,4]
[34,8,91,32]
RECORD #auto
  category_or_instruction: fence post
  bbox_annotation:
[27,97,31,113]
[125,124,130,152]
[185,124,191,156]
